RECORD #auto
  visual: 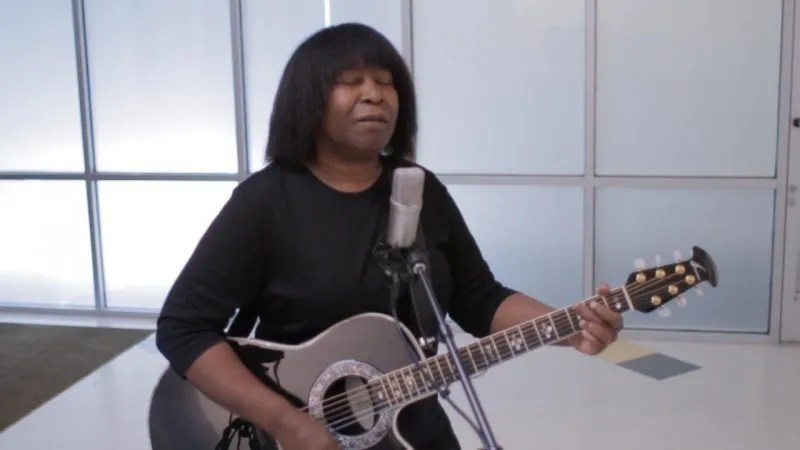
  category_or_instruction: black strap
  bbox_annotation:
[227,304,259,338]
[215,416,263,450]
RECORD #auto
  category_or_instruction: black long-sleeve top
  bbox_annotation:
[156,159,516,448]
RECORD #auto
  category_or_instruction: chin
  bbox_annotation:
[348,149,384,163]
[351,141,391,158]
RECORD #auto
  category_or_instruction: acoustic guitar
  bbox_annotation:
[151,246,717,450]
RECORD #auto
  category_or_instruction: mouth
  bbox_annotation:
[355,114,389,124]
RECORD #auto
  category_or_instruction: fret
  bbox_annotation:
[475,340,490,369]
[534,316,556,344]
[419,361,436,392]
[605,293,619,311]
[564,306,578,333]
[470,343,488,371]
[388,376,400,405]
[505,326,527,354]
[382,374,400,404]
[546,313,560,340]
[481,339,499,365]
[375,378,394,406]
[619,287,634,312]
[493,333,510,361]
[569,307,583,331]
[403,367,419,398]
[502,330,516,357]
[413,368,424,396]
[432,355,446,385]
[417,361,429,389]
[600,294,610,310]
[463,345,478,373]
[551,309,575,338]
[488,334,502,362]
[420,366,433,392]
[517,325,530,351]
[443,354,455,382]
[389,372,407,402]
[520,322,539,350]
[529,319,544,347]
[402,370,415,399]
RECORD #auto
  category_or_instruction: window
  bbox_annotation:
[84,0,238,173]
[0,1,84,172]
[98,181,237,309]
[0,181,95,307]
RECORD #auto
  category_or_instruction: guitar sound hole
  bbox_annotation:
[322,375,378,437]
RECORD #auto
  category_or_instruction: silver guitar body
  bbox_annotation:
[149,313,434,450]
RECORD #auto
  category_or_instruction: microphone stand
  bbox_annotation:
[401,246,503,450]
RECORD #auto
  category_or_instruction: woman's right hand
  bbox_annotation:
[271,410,339,450]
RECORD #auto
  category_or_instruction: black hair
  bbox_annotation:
[264,22,417,168]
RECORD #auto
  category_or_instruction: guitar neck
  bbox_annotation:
[370,287,634,407]
[367,247,715,408]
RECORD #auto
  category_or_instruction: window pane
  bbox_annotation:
[0,1,84,172]
[0,181,94,306]
[84,0,237,173]
[596,0,782,176]
[595,187,774,332]
[99,181,237,309]
[446,184,584,307]
[330,0,404,52]
[242,0,323,172]
[414,1,585,174]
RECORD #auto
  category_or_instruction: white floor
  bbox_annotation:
[1,329,798,450]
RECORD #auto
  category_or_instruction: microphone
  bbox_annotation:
[382,167,502,449]
[384,166,435,351]
[386,166,425,249]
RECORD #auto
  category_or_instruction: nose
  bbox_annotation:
[360,78,384,104]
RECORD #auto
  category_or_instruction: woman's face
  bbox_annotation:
[317,65,399,161]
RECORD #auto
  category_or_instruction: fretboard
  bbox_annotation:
[368,287,632,408]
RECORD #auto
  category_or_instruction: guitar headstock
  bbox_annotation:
[625,246,718,314]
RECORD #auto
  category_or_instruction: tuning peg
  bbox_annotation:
[657,306,672,318]
[695,288,704,297]
[634,258,646,269]
[676,295,687,307]
[673,250,683,261]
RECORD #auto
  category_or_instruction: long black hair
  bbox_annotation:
[264,23,417,168]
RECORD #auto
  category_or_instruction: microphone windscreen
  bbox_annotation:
[387,167,425,248]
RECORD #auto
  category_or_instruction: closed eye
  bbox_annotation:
[336,76,363,85]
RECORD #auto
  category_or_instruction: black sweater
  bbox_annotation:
[156,160,516,448]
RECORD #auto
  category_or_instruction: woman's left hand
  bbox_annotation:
[567,284,624,355]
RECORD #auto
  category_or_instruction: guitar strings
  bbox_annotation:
[321,274,691,433]
[306,273,690,433]
[311,273,688,431]
[313,273,689,432]
[316,273,670,419]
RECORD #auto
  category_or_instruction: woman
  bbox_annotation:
[156,23,622,450]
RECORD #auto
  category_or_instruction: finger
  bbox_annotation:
[595,283,611,295]
[589,301,624,330]
[574,303,615,343]
[582,320,615,345]
[574,301,603,323]
[578,299,623,332]
[578,330,603,355]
